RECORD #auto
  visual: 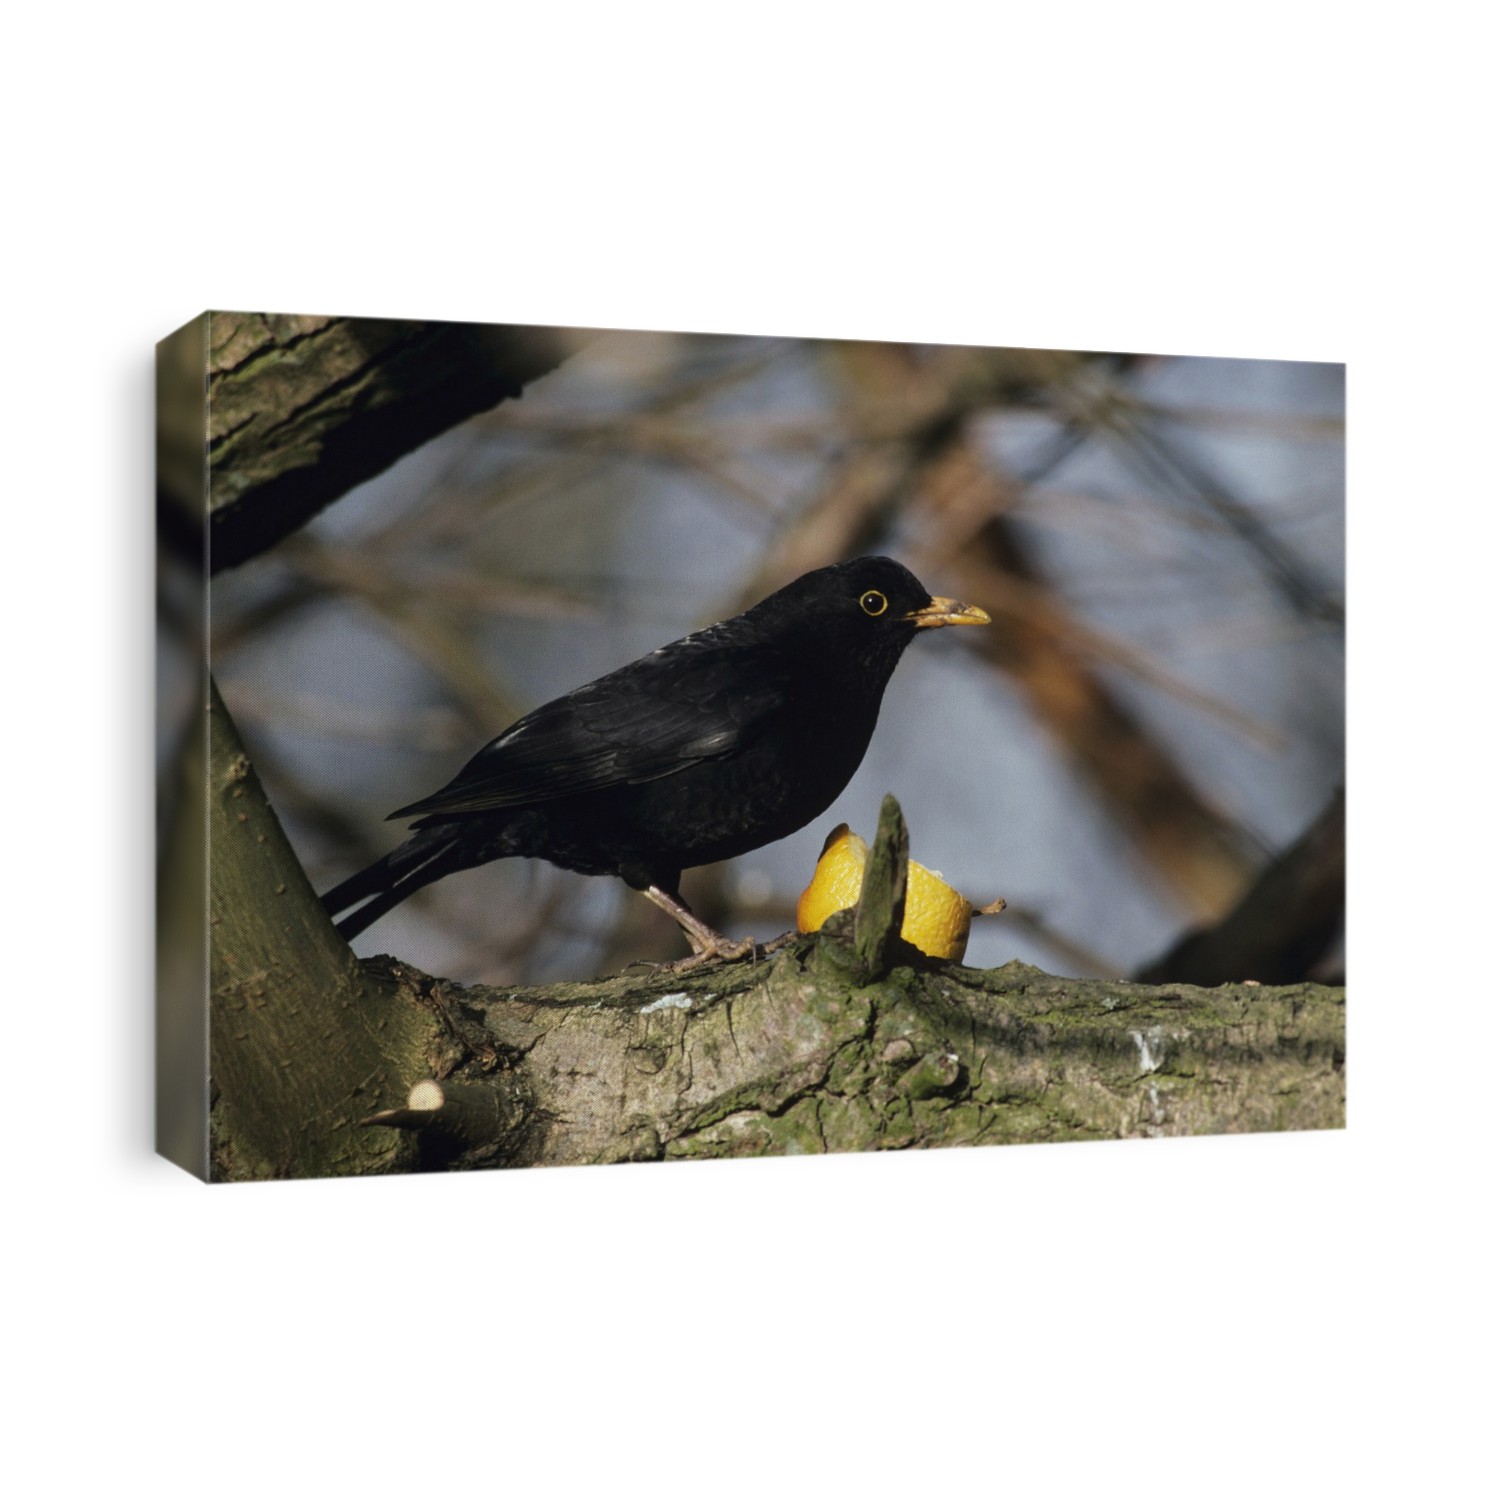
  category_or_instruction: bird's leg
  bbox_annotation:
[641,885,757,968]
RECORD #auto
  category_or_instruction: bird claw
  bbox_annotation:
[679,934,761,971]
[628,935,761,975]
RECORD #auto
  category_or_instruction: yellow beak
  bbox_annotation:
[902,596,992,629]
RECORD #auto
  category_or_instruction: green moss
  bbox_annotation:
[814,1093,884,1154]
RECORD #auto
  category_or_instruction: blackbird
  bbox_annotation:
[320,556,989,963]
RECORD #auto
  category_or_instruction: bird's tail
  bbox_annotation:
[320,828,475,940]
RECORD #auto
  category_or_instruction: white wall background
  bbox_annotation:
[6,5,1493,1497]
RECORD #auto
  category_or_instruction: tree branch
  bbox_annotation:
[355,939,1344,1168]
[1137,790,1345,986]
[158,312,590,573]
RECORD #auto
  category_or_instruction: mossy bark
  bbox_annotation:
[354,946,1343,1171]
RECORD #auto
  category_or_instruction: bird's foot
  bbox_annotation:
[638,884,765,971]
[698,932,760,963]
[671,933,761,972]
[628,935,760,975]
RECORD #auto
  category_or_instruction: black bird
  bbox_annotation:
[321,556,989,963]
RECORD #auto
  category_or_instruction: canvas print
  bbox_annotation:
[156,315,1345,1181]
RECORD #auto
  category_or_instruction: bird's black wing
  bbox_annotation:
[390,629,790,820]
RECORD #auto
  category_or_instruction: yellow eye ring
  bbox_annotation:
[860,589,888,617]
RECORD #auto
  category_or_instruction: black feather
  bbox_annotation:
[321,556,983,942]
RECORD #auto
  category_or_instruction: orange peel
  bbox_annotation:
[795,823,1004,962]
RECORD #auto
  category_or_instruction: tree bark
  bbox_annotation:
[201,688,1344,1181]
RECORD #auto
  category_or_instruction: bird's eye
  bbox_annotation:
[860,589,889,617]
